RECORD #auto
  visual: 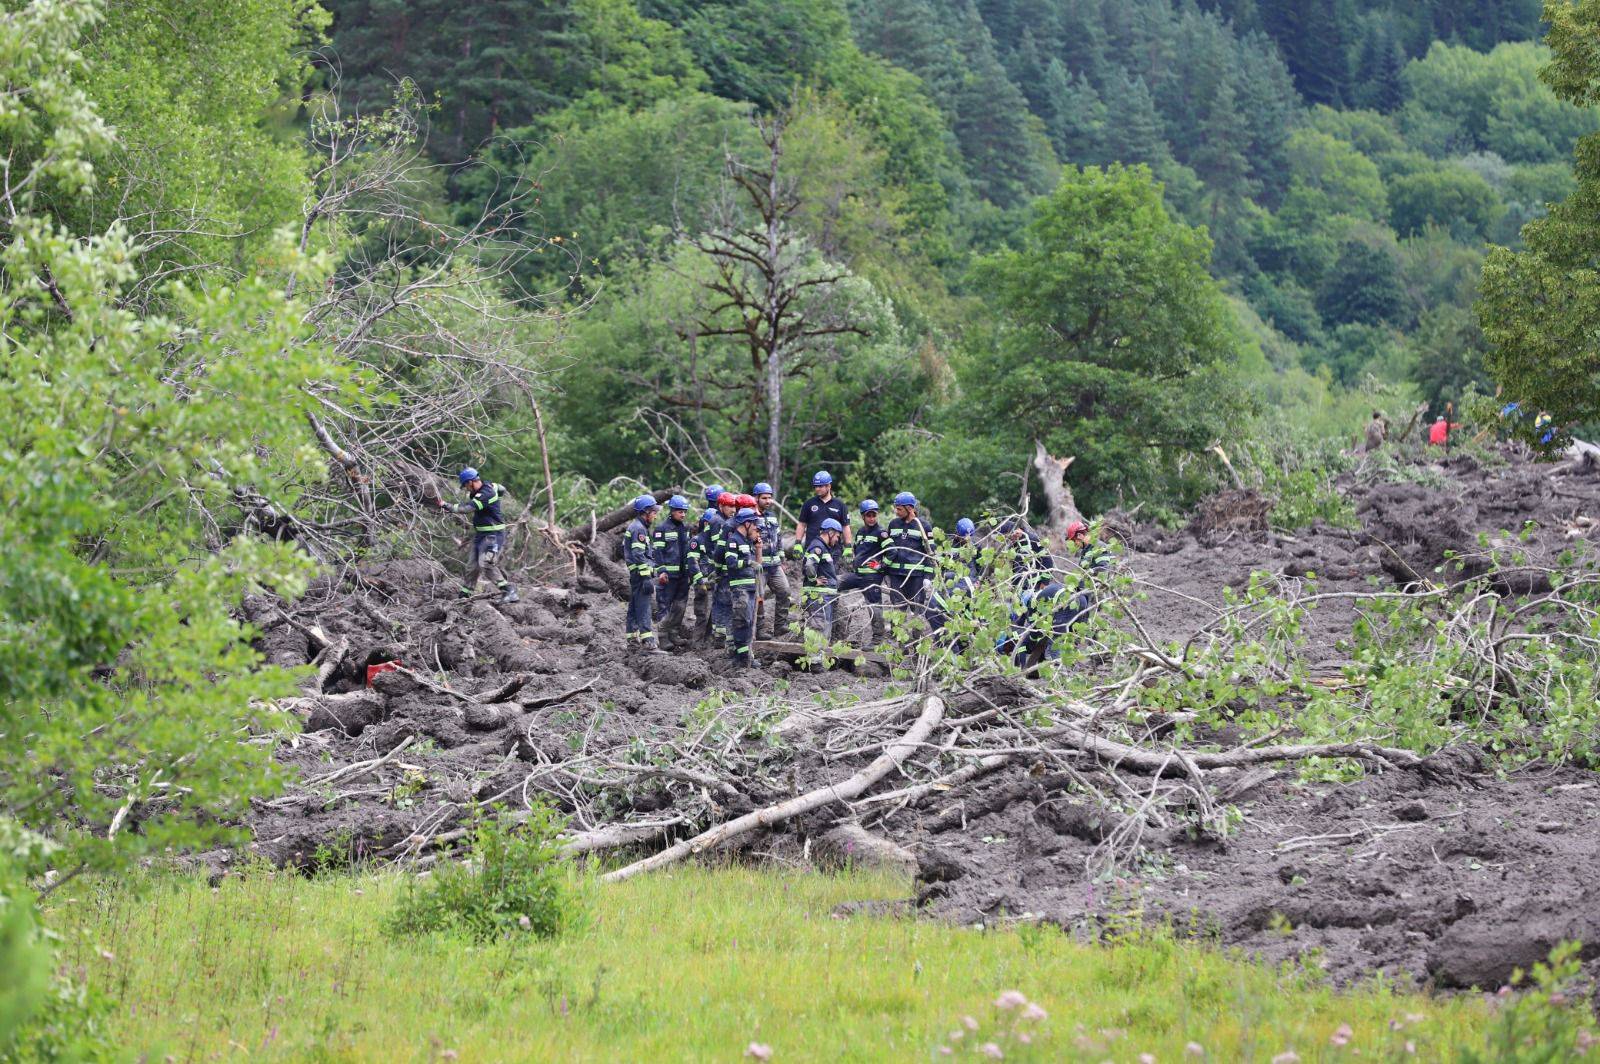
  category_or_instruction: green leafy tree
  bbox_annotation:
[1317,238,1406,326]
[1,0,344,1049]
[960,164,1248,512]
[1480,0,1600,426]
[1388,166,1506,240]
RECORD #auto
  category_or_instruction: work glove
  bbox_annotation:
[787,543,804,560]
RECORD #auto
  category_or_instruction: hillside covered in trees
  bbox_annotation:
[318,0,1594,518]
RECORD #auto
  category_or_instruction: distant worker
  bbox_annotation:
[1062,519,1112,629]
[710,491,740,644]
[623,495,662,653]
[1007,583,1075,669]
[795,471,851,557]
[996,517,1054,591]
[438,467,518,603]
[652,495,693,650]
[719,507,763,669]
[1428,414,1461,447]
[801,517,844,651]
[752,483,793,640]
[926,518,979,636]
[688,507,720,646]
[1535,411,1557,446]
[838,499,890,646]
[1360,410,1387,453]
[884,491,933,616]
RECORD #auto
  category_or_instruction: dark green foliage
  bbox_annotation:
[1318,239,1405,326]
[386,806,582,941]
[961,165,1248,512]
[1388,166,1506,240]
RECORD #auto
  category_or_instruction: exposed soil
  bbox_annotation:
[243,444,1600,990]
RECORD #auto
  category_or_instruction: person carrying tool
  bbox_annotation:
[884,491,934,617]
[719,507,763,669]
[801,517,844,652]
[838,499,890,646]
[437,467,519,603]
[623,495,663,653]
[652,495,693,649]
[752,483,793,640]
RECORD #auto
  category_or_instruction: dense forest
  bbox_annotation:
[316,0,1594,518]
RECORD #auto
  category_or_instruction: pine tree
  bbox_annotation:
[1101,70,1170,167]
[1258,0,1349,106]
[1350,18,1406,113]
[1045,61,1107,164]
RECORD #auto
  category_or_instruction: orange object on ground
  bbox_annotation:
[366,660,402,687]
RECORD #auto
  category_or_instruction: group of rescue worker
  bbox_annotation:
[444,467,1113,671]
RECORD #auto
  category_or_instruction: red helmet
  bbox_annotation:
[736,493,757,509]
[1065,520,1089,542]
[717,491,737,508]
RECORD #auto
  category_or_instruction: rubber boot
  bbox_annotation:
[499,584,520,604]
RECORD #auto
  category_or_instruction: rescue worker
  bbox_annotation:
[652,495,693,649]
[438,467,518,603]
[1535,411,1557,446]
[1006,583,1075,669]
[1061,518,1113,631]
[622,495,662,652]
[801,517,844,652]
[710,490,740,644]
[996,517,1054,591]
[719,507,763,668]
[838,499,890,646]
[1428,414,1461,447]
[752,483,793,640]
[795,471,851,556]
[688,507,721,646]
[926,517,979,636]
[883,491,933,616]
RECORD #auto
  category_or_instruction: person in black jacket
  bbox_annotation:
[652,495,694,649]
[438,467,518,603]
[838,499,890,646]
[622,495,663,653]
[720,508,763,668]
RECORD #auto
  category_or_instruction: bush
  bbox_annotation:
[1462,941,1597,1063]
[385,804,582,942]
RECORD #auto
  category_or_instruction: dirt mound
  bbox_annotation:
[244,444,1600,989]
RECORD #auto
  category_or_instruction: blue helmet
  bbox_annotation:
[820,518,843,533]
[701,508,718,524]
[632,494,659,513]
[703,484,724,504]
[893,491,918,507]
[812,470,833,487]
[956,518,975,537]
[734,507,760,523]
[753,482,774,497]
[458,467,479,485]
[859,499,879,514]
[667,495,689,511]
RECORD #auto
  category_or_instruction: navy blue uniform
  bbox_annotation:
[1010,582,1078,668]
[719,528,760,666]
[623,517,656,644]
[689,514,721,643]
[1010,531,1055,591]
[755,508,793,639]
[802,535,840,644]
[838,518,890,643]
[652,513,693,640]
[708,513,735,639]
[447,482,512,596]
[884,516,933,611]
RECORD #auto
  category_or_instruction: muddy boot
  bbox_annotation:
[641,635,667,656]
[499,585,520,604]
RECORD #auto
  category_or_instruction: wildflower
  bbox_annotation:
[1389,1020,1404,1031]
[1022,1003,1048,1022]
[1329,1023,1352,1047]
[440,1052,458,1062]
[1404,1013,1426,1024]
[937,1048,952,1056]
[1405,1041,1416,1055]
[1018,1033,1032,1045]
[1272,1053,1301,1064]
[744,1043,772,1061]
[1186,1043,1206,1057]
[950,1031,965,1042]
[1140,1055,1157,1063]
[1578,1029,1596,1049]
[1497,985,1513,997]
[518,915,532,930]
[978,1043,1004,1059]
[963,1016,980,1031]
[995,990,1028,1010]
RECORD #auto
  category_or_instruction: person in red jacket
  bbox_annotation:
[1428,415,1461,447]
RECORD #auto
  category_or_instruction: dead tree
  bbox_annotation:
[692,110,868,486]
[1032,440,1083,549]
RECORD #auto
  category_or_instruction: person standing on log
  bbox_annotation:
[837,499,890,647]
[884,492,934,620]
[623,495,663,653]
[753,483,793,640]
[437,467,518,603]
[719,507,763,669]
[652,495,693,649]
[801,517,844,653]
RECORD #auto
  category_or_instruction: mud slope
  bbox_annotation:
[244,445,1600,989]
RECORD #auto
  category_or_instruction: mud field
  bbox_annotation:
[243,445,1600,990]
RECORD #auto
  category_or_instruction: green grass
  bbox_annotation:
[48,866,1489,1062]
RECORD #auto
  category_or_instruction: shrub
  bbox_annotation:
[1462,941,1597,1063]
[385,804,582,942]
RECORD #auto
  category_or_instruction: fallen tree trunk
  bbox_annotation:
[1032,440,1081,550]
[560,487,679,544]
[600,693,947,883]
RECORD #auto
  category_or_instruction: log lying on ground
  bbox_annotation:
[600,693,947,883]
[756,639,889,669]
[560,487,679,543]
